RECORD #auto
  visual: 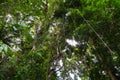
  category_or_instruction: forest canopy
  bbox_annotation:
[0,0,120,80]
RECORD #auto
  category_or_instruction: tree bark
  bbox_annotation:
[105,63,117,80]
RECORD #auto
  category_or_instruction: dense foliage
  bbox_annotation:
[0,0,120,80]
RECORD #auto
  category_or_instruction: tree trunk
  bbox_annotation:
[106,65,117,80]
